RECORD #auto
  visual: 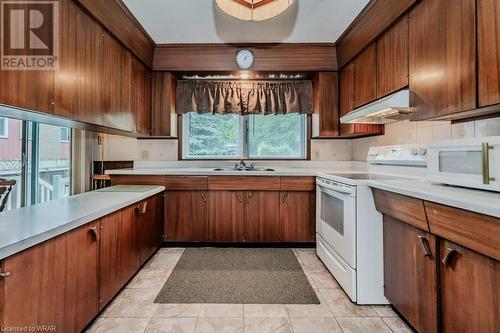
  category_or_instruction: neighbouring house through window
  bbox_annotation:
[0,117,8,138]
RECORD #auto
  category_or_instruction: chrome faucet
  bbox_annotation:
[234,159,254,170]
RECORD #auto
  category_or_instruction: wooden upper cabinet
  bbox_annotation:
[132,56,152,136]
[439,239,499,333]
[312,72,339,137]
[339,63,354,117]
[245,191,281,242]
[478,0,500,107]
[99,30,134,132]
[152,72,177,137]
[208,191,245,242]
[165,190,208,242]
[409,0,476,120]
[352,43,377,108]
[383,216,438,333]
[376,16,409,98]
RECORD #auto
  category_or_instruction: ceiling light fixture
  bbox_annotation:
[215,0,294,22]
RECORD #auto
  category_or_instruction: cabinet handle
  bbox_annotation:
[247,192,254,203]
[0,271,10,278]
[136,201,148,216]
[200,192,207,202]
[442,248,458,267]
[236,192,243,203]
[281,192,289,203]
[89,226,99,242]
[417,235,432,257]
[482,143,495,184]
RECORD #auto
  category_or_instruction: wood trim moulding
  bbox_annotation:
[335,0,418,68]
[76,0,155,68]
[153,43,338,71]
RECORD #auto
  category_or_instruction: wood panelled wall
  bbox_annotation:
[153,44,338,71]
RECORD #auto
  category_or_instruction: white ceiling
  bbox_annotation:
[123,0,369,44]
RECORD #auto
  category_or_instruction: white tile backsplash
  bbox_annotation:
[352,117,500,161]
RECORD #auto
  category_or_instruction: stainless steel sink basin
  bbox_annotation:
[213,167,275,172]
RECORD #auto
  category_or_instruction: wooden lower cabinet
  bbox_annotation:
[164,191,208,242]
[137,194,164,265]
[439,239,500,333]
[0,222,99,333]
[99,206,140,308]
[280,191,316,242]
[208,191,245,242]
[383,216,438,333]
[245,191,281,242]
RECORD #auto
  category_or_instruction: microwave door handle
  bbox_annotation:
[482,143,495,185]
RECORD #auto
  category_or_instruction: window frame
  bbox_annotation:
[181,113,309,160]
[0,117,8,138]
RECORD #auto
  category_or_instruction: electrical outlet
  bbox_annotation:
[141,150,150,160]
[313,150,320,160]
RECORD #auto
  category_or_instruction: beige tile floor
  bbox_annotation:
[85,248,413,333]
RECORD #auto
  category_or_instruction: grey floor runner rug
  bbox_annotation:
[154,248,320,304]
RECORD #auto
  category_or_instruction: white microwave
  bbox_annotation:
[427,136,500,192]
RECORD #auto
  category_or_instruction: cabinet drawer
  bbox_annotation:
[110,175,165,186]
[208,176,281,191]
[280,176,315,191]
[165,176,208,190]
[425,202,500,260]
[372,189,429,231]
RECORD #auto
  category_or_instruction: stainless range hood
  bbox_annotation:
[340,89,410,124]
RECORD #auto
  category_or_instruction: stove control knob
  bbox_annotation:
[410,148,418,155]
[418,147,427,155]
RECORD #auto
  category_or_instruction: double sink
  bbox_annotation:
[213,167,275,172]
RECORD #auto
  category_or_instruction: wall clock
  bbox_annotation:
[236,49,254,69]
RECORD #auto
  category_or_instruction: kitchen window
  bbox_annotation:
[182,113,307,159]
[0,116,72,211]
[0,117,8,138]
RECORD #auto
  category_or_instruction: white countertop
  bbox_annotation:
[0,185,165,260]
[367,179,500,218]
[106,167,341,176]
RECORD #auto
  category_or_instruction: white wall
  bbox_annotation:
[351,117,500,161]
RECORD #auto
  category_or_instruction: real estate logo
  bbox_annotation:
[1,0,59,70]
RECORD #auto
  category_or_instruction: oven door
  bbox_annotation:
[316,182,356,268]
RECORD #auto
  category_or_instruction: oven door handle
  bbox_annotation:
[318,184,355,197]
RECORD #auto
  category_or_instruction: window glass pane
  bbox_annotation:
[0,118,22,211]
[0,117,7,137]
[184,113,241,158]
[37,124,71,204]
[248,114,305,158]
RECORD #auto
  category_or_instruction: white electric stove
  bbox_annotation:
[315,144,426,304]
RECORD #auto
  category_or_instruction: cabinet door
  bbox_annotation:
[245,191,281,242]
[99,30,133,132]
[64,221,100,333]
[280,191,315,242]
[152,72,177,137]
[164,191,208,242]
[137,195,164,265]
[353,43,377,108]
[478,0,500,107]
[383,216,438,333]
[440,240,499,333]
[377,16,409,98]
[312,72,339,137]
[208,191,245,242]
[409,0,476,120]
[0,223,99,332]
[132,56,152,136]
[99,207,139,308]
[339,63,354,117]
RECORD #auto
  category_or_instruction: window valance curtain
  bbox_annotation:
[176,80,313,115]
